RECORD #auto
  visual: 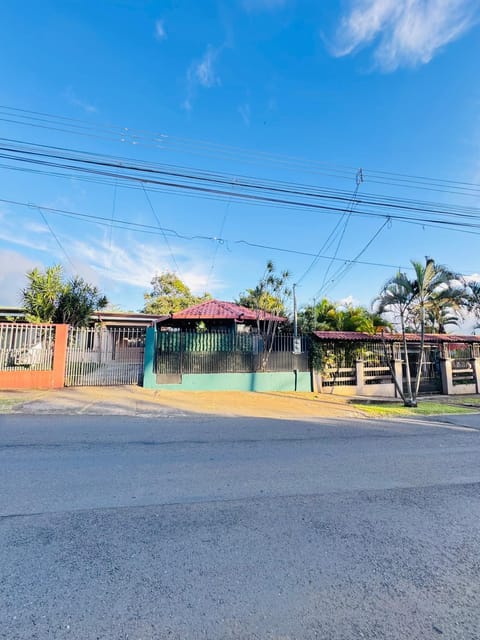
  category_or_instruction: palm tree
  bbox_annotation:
[376,259,463,406]
[374,271,416,406]
[409,259,461,398]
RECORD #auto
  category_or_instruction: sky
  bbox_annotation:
[0,0,479,321]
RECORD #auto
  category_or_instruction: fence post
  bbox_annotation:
[439,355,454,395]
[355,359,364,395]
[143,326,157,388]
[392,359,403,398]
[471,356,480,394]
[52,324,68,388]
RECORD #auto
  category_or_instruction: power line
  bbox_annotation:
[2,196,411,271]
[142,184,182,277]
[2,104,480,196]
[35,206,76,271]
[5,197,479,281]
[3,141,480,233]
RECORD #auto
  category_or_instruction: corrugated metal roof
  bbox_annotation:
[168,299,286,322]
[312,331,480,343]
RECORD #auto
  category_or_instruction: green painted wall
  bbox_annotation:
[144,371,310,391]
[143,327,312,391]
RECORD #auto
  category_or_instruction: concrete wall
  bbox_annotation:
[143,328,312,392]
[145,371,311,392]
[0,324,68,390]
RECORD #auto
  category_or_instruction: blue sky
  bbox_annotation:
[0,0,479,317]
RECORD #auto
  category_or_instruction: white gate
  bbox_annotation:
[65,327,145,386]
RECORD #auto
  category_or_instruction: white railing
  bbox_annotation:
[0,324,55,371]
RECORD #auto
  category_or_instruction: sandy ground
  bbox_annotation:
[0,386,364,420]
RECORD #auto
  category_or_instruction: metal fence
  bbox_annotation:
[155,331,309,375]
[0,324,55,371]
[362,342,393,385]
[448,344,475,386]
[66,327,146,386]
[309,342,357,387]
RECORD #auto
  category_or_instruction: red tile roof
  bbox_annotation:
[166,299,286,322]
[312,331,480,343]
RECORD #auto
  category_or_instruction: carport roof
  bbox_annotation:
[312,331,480,343]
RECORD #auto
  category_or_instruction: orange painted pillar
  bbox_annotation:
[52,324,68,388]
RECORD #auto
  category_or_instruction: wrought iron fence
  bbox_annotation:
[448,343,475,386]
[312,342,357,387]
[362,342,393,385]
[155,330,309,375]
[66,327,146,386]
[0,324,55,371]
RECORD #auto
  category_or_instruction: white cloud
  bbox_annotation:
[71,235,224,295]
[337,295,359,307]
[242,0,288,11]
[155,19,166,40]
[238,103,251,126]
[64,86,97,113]
[333,0,479,71]
[0,249,37,305]
[192,46,220,88]
[183,45,222,111]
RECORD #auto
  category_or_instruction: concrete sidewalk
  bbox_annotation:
[0,386,364,420]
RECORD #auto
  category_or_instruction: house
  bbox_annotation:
[311,330,480,396]
[156,299,286,333]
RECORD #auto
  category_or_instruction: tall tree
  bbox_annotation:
[53,277,108,327]
[143,272,211,315]
[299,298,388,334]
[21,265,108,327]
[374,271,416,406]
[238,261,291,371]
[375,258,462,406]
[21,265,64,323]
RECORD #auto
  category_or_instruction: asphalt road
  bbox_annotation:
[1,412,480,639]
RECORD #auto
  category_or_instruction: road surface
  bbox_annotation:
[1,412,480,639]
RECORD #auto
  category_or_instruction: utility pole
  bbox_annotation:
[292,283,301,355]
[293,283,298,338]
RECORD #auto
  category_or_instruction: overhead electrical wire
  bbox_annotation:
[35,206,77,271]
[3,197,478,279]
[2,140,480,233]
[142,184,182,277]
[2,104,480,197]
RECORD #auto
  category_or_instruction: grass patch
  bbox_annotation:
[0,398,19,413]
[352,400,475,417]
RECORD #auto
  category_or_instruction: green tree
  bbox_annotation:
[21,264,108,327]
[375,258,462,406]
[374,271,416,406]
[143,272,211,315]
[21,265,65,323]
[54,277,108,327]
[238,261,292,371]
[299,298,388,334]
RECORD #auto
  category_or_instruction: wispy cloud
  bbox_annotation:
[241,0,288,12]
[332,0,479,71]
[0,249,37,305]
[238,103,251,126]
[72,235,223,294]
[192,46,221,88]
[64,86,97,113]
[183,45,222,110]
[155,19,166,40]
[0,205,224,302]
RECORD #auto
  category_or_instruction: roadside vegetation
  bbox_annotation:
[352,397,478,417]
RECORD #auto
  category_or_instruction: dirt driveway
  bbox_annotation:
[0,386,363,420]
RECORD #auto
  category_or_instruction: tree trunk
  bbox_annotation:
[401,315,416,407]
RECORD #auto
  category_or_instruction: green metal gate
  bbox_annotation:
[65,327,145,386]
